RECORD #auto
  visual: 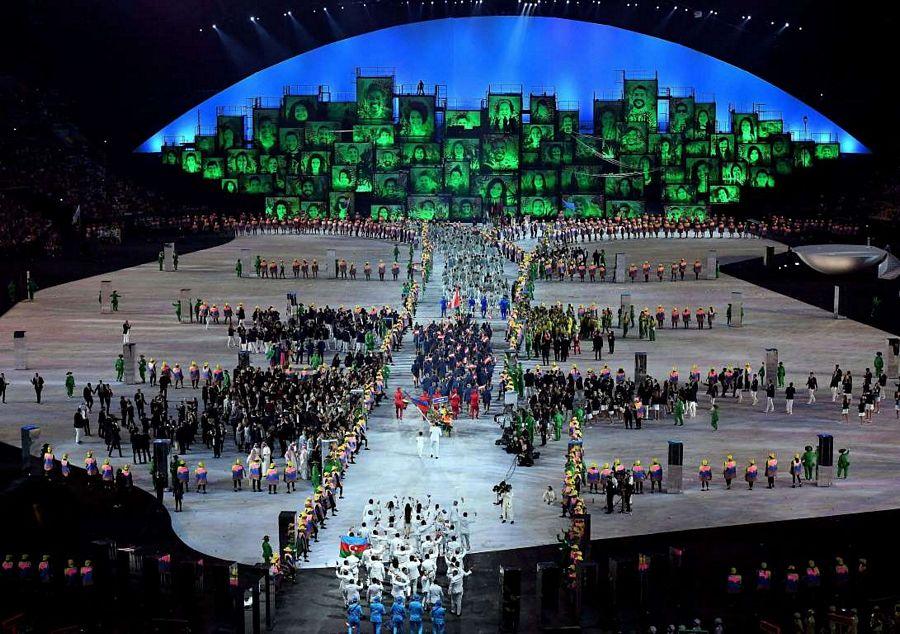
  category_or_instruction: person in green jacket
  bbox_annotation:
[172,300,182,322]
[110,291,120,312]
[310,463,322,489]
[138,355,147,383]
[254,255,262,277]
[552,411,564,441]
[115,355,125,382]
[393,244,400,262]
[710,404,719,431]
[801,445,817,481]
[874,352,884,377]
[673,397,685,426]
[235,259,243,278]
[27,278,38,301]
[365,331,375,352]
[310,352,322,368]
[758,364,765,384]
[65,371,76,398]
[158,251,165,271]
[836,448,850,479]
[172,252,179,270]
[776,361,786,388]
[261,535,273,564]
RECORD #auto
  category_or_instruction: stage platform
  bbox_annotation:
[0,233,896,568]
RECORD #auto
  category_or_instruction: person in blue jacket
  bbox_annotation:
[408,594,424,634]
[370,595,385,634]
[391,595,406,634]
[347,596,363,634]
[431,598,446,634]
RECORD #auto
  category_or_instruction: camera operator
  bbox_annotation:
[492,481,515,524]
[605,471,618,514]
[619,470,634,514]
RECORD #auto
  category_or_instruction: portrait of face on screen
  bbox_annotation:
[487,94,522,133]
[558,110,578,136]
[402,142,442,166]
[375,173,408,200]
[721,161,748,186]
[520,196,557,218]
[253,109,279,153]
[370,204,405,221]
[334,142,373,166]
[693,103,716,137]
[282,95,319,124]
[523,125,554,152]
[202,158,224,180]
[181,150,201,174]
[530,96,556,125]
[306,122,339,149]
[443,162,470,195]
[624,79,658,128]
[376,148,401,171]
[399,96,436,140]
[731,113,759,144]
[445,110,482,135]
[407,196,449,221]
[300,201,324,219]
[264,196,300,220]
[593,100,623,141]
[216,115,244,151]
[709,185,740,204]
[482,135,520,171]
[300,152,331,176]
[329,192,355,218]
[357,77,393,121]
[668,97,694,134]
[279,129,303,155]
[450,196,482,221]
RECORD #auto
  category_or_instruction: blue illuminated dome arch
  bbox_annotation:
[139,16,865,153]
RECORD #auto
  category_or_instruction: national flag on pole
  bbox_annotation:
[339,535,370,558]
[406,391,431,414]
[451,288,461,309]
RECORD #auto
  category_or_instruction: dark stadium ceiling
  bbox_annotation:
[7,0,896,155]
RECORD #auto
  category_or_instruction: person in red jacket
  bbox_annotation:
[394,387,405,420]
[469,389,480,419]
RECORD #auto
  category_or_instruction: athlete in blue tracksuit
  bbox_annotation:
[370,596,385,633]
[391,595,406,634]
[347,597,362,634]
[408,595,424,634]
[431,598,446,634]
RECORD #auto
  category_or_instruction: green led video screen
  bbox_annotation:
[195,135,216,154]
[606,200,645,218]
[181,150,201,174]
[216,115,244,151]
[445,110,482,134]
[371,204,406,221]
[450,196,483,221]
[162,74,840,218]
[564,195,604,218]
[282,95,319,123]
[357,77,393,121]
[398,95,436,140]
[530,95,556,125]
[664,205,708,222]
[521,170,558,196]
[521,196,558,218]
[558,109,579,136]
[408,195,450,220]
[487,94,522,133]
[443,162,471,195]
[624,79,658,128]
[265,196,301,220]
[253,108,280,153]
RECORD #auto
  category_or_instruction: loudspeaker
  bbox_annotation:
[667,441,683,466]
[237,351,250,368]
[817,434,834,467]
[278,511,296,554]
[152,439,171,487]
[499,566,521,632]
[536,562,560,613]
